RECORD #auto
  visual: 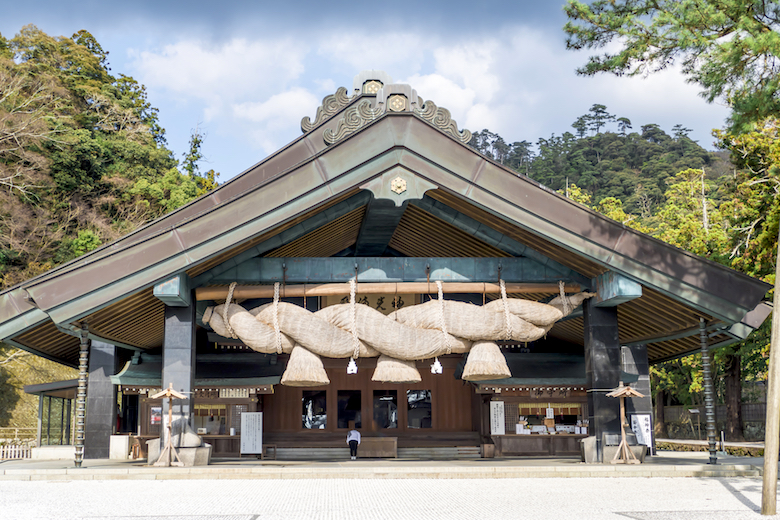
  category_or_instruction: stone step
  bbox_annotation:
[275,447,348,460]
[273,446,482,460]
[398,447,481,459]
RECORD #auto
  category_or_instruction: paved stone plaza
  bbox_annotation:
[0,476,777,519]
[2,452,779,519]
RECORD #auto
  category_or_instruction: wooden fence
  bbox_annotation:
[0,444,32,459]
[0,428,37,460]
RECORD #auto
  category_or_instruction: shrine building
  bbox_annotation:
[0,70,771,462]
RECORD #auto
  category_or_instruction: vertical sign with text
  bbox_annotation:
[240,412,263,455]
[630,413,654,455]
[490,401,506,436]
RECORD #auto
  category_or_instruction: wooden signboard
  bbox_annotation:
[240,412,263,455]
[490,401,506,435]
[631,413,654,455]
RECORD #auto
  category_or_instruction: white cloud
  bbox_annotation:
[128,37,320,160]
[129,38,309,118]
[122,24,731,182]
[396,27,728,148]
[316,32,428,75]
[431,44,501,101]
[233,88,320,153]
[402,74,476,118]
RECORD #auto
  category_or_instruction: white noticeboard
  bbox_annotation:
[490,401,506,435]
[240,412,263,455]
[631,414,654,454]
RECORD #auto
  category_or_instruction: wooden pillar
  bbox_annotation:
[583,299,622,462]
[162,304,196,444]
[761,236,780,515]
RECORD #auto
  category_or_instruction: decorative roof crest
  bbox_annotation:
[323,101,383,145]
[301,87,355,133]
[352,70,394,96]
[414,100,472,144]
[320,76,472,145]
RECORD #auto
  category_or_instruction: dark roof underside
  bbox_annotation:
[11,189,741,366]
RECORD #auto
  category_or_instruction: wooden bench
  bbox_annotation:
[359,437,397,458]
[262,444,277,460]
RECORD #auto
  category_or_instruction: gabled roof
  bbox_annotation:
[0,71,770,367]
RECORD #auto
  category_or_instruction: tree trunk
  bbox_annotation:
[724,351,745,441]
[654,388,666,437]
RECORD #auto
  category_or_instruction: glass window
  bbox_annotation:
[302,390,327,429]
[373,390,397,429]
[407,389,432,429]
[231,404,248,434]
[40,396,72,446]
[48,397,64,445]
[337,390,362,429]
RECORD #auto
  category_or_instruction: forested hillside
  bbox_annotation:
[0,25,213,289]
[0,26,215,429]
[469,104,730,218]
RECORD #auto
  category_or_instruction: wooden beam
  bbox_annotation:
[762,234,780,515]
[195,282,582,301]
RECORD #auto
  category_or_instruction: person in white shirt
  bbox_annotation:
[346,425,361,460]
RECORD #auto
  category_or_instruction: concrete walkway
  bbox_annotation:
[0,450,765,480]
[2,473,776,520]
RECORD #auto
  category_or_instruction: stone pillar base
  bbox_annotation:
[145,438,212,466]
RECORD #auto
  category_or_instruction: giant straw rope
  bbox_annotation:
[202,282,595,386]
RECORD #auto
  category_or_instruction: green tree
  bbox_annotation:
[717,119,780,280]
[182,129,204,178]
[505,140,534,175]
[182,128,220,196]
[672,124,693,140]
[587,104,615,134]
[564,0,780,132]
[655,168,729,259]
[572,115,589,138]
[0,25,198,287]
[617,117,632,136]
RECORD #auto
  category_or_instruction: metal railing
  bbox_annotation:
[0,427,37,443]
[663,403,767,423]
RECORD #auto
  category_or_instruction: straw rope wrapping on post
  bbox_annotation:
[202,282,596,385]
[461,280,514,381]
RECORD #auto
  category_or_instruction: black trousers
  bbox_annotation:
[348,440,359,457]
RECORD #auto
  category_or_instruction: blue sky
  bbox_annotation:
[1,2,731,181]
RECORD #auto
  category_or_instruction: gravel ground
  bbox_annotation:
[1,476,779,520]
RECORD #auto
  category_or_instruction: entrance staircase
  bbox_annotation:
[274,446,481,460]
[398,446,481,459]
